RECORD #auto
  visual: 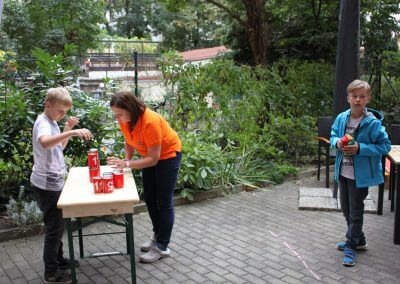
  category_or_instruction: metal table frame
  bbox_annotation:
[65,214,136,283]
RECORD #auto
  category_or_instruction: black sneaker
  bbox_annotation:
[44,270,72,284]
[58,257,80,270]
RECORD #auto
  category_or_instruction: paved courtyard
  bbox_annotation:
[1,175,400,283]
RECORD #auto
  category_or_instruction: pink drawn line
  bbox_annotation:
[270,231,321,281]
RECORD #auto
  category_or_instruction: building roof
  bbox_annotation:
[180,46,229,62]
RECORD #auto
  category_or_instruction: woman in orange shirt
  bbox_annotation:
[107,91,182,263]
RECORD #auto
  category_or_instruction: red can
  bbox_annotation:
[89,167,100,183]
[88,148,99,168]
[102,173,114,193]
[113,169,124,189]
[93,176,103,193]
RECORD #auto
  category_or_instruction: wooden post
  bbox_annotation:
[333,0,360,118]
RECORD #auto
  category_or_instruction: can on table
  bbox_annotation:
[93,176,103,193]
[88,148,99,168]
[89,167,100,183]
[113,169,124,189]
[102,173,114,193]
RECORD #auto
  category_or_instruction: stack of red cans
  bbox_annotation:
[88,148,100,183]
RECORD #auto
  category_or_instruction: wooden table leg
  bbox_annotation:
[66,218,77,283]
[395,165,400,244]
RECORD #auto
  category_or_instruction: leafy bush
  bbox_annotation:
[6,186,42,227]
[0,48,123,203]
[160,58,333,165]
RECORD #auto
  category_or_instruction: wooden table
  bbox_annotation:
[57,166,140,283]
[387,145,400,244]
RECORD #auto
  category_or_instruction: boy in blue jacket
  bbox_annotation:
[330,79,391,266]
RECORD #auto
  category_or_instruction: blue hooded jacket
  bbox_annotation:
[330,108,391,188]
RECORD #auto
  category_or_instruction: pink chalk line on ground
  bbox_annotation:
[269,231,321,281]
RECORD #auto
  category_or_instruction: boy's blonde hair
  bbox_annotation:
[347,79,371,95]
[45,87,72,106]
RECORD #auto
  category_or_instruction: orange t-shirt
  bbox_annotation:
[119,108,182,160]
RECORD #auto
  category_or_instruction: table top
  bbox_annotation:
[388,145,400,165]
[57,166,140,218]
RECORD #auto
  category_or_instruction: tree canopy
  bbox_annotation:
[2,0,106,56]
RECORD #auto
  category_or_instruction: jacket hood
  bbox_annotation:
[342,108,384,123]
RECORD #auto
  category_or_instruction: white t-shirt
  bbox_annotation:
[30,114,66,191]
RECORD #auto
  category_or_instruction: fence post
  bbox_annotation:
[133,51,138,97]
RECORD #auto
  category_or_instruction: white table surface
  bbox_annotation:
[57,166,139,218]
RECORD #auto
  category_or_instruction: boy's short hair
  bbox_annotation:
[45,87,72,106]
[347,79,371,95]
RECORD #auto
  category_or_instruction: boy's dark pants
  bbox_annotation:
[34,186,65,274]
[339,176,369,248]
[142,152,181,250]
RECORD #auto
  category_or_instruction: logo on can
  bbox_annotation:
[88,148,99,168]
[93,176,103,193]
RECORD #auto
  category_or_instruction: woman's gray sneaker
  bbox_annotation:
[140,236,156,252]
[139,246,170,263]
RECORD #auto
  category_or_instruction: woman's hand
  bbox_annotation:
[107,157,129,169]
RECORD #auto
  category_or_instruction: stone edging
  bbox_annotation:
[0,167,323,242]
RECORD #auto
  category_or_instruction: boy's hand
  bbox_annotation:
[336,139,344,150]
[73,128,92,140]
[342,142,359,155]
[65,116,79,130]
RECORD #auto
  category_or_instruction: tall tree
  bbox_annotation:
[159,0,271,65]
[267,0,339,63]
[2,0,106,56]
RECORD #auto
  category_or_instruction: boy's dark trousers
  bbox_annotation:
[33,186,65,274]
[142,152,182,250]
[339,176,369,248]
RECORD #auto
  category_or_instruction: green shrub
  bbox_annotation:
[6,186,42,227]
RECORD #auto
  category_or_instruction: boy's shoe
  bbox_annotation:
[139,246,170,264]
[58,257,80,270]
[140,235,156,252]
[337,241,368,251]
[44,270,72,284]
[342,247,357,267]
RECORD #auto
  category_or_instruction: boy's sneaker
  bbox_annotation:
[139,246,170,263]
[44,270,72,284]
[140,235,156,252]
[337,241,368,251]
[58,257,80,270]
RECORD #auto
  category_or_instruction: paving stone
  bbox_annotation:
[0,276,11,284]
[299,187,334,197]
[298,196,338,211]
[0,175,399,283]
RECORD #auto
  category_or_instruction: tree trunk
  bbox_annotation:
[241,0,268,66]
[204,0,269,66]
